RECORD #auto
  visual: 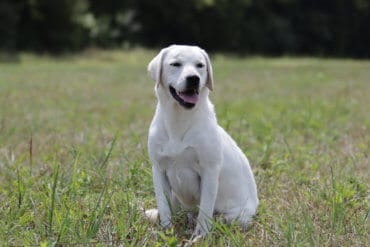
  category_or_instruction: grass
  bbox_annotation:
[0,49,369,246]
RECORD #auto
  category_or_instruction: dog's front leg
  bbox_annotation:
[152,165,172,228]
[193,169,219,237]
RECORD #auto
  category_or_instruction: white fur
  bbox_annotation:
[146,45,258,237]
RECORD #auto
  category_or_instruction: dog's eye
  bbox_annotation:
[170,62,182,67]
[196,63,205,68]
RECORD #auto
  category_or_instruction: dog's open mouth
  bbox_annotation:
[169,86,199,109]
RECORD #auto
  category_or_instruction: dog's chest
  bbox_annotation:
[157,139,201,205]
[157,139,199,170]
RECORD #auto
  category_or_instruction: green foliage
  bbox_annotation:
[16,0,90,52]
[1,0,370,56]
[0,50,369,245]
[0,0,19,51]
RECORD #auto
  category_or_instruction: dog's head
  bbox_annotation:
[148,45,214,109]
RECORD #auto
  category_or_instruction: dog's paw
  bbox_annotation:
[191,224,208,240]
[144,208,159,223]
[160,220,173,229]
[184,234,203,247]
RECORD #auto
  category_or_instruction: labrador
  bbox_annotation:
[145,45,258,237]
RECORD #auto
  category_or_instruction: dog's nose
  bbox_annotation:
[186,75,200,88]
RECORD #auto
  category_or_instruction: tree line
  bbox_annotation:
[1,0,369,57]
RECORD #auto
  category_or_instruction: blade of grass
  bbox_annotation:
[49,163,59,237]
[16,168,23,209]
[100,133,118,169]
[29,134,33,176]
[56,212,71,243]
[88,191,113,241]
[86,177,109,240]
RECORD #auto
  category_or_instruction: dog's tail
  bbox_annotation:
[144,208,159,223]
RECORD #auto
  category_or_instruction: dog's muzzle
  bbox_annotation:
[169,75,200,109]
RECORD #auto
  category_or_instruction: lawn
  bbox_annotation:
[0,50,369,246]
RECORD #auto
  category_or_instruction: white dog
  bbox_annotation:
[146,45,258,237]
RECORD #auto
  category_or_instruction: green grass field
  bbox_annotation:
[0,50,369,246]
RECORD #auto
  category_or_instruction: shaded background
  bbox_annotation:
[1,0,369,57]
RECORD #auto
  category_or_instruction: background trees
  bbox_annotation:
[1,0,369,57]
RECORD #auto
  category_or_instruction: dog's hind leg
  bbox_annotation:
[222,206,256,228]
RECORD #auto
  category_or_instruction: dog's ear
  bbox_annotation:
[148,48,169,88]
[200,49,214,91]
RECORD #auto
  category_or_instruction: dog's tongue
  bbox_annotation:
[178,92,199,104]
